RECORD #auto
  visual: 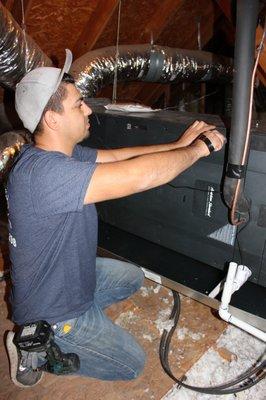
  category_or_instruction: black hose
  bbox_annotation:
[159,290,266,395]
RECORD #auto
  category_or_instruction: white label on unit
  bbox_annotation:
[208,224,237,246]
[205,185,215,218]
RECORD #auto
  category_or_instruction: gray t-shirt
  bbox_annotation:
[6,144,98,325]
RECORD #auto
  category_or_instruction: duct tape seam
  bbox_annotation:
[143,49,164,82]
[226,163,246,179]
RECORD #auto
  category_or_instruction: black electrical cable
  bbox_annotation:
[166,183,222,194]
[233,211,250,266]
[161,184,266,392]
[159,290,266,395]
[160,292,266,394]
[167,185,260,269]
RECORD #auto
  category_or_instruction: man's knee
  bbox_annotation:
[97,257,144,291]
[124,262,144,291]
[74,344,146,381]
[131,264,145,291]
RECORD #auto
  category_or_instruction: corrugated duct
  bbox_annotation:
[0,2,52,90]
[0,2,51,175]
[71,44,233,97]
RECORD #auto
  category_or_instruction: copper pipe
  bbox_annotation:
[230,26,265,225]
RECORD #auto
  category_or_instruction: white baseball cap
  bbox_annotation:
[15,49,73,133]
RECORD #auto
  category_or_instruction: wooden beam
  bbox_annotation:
[216,0,265,85]
[257,67,266,87]
[135,1,218,107]
[112,0,183,104]
[215,0,232,21]
[256,25,266,75]
[140,0,184,42]
[72,0,120,59]
[219,16,235,46]
[10,0,34,25]
[133,0,184,106]
[136,83,162,104]
[2,0,16,9]
[138,83,171,107]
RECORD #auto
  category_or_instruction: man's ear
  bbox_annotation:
[42,110,60,131]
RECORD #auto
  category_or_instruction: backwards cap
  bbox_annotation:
[15,49,73,133]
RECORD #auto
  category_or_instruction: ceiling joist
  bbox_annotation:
[72,0,120,59]
[256,25,266,86]
[216,0,266,86]
[135,0,218,107]
[2,0,15,9]
[140,0,184,43]
[9,0,33,25]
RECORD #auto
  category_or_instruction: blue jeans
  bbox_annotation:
[53,257,146,380]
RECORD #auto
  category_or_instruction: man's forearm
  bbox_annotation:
[96,141,179,163]
[133,142,204,192]
[95,120,217,163]
[85,140,207,204]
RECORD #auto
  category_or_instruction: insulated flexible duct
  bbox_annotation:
[0,130,29,176]
[223,0,260,224]
[0,2,52,90]
[71,44,233,97]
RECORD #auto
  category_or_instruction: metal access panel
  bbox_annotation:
[83,106,266,288]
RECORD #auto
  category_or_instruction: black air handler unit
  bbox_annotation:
[83,107,266,320]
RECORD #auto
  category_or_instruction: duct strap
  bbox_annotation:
[226,163,246,179]
[143,49,164,82]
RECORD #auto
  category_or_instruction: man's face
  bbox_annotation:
[58,84,92,143]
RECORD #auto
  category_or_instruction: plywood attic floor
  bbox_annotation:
[0,247,228,400]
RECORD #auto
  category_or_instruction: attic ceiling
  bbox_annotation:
[2,0,220,64]
[0,0,265,107]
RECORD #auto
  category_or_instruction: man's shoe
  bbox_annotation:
[6,331,43,388]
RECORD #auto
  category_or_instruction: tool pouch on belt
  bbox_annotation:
[13,320,80,375]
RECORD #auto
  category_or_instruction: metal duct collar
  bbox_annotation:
[0,3,52,90]
[71,44,233,97]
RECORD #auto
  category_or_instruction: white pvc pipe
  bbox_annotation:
[219,262,266,342]
[208,279,225,299]
[219,307,266,342]
[221,262,238,306]
[233,264,252,291]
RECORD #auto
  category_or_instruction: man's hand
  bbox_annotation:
[85,122,226,204]
[175,120,217,148]
[191,128,226,157]
[96,120,221,163]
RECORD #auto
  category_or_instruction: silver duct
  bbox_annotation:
[0,3,52,90]
[0,130,29,175]
[71,44,233,97]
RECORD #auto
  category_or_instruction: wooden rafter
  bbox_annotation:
[215,0,232,20]
[140,0,184,42]
[2,0,16,9]
[9,0,34,25]
[257,66,266,87]
[136,83,171,107]
[256,25,266,75]
[72,0,120,59]
[134,0,186,106]
[135,1,218,107]
[218,15,235,46]
[216,0,266,86]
